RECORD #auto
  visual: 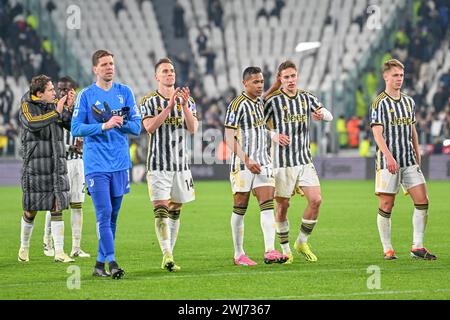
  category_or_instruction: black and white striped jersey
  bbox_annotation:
[224,93,271,172]
[264,89,322,168]
[140,91,197,172]
[370,91,417,170]
[64,129,82,160]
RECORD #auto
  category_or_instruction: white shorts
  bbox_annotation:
[375,165,426,195]
[67,159,85,203]
[147,170,195,204]
[274,164,320,198]
[230,165,275,194]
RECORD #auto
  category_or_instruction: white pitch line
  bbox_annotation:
[244,288,450,300]
[1,265,448,289]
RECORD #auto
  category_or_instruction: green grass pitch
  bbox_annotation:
[0,180,449,300]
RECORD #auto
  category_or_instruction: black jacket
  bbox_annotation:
[19,92,72,211]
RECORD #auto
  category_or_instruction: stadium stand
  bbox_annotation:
[0,0,62,157]
[41,0,167,100]
[0,0,448,158]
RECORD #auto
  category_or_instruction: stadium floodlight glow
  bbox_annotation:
[295,42,321,53]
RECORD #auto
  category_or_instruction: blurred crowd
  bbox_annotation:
[1,0,449,159]
[0,0,61,156]
[352,0,450,156]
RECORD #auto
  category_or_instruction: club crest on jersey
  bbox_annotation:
[117,95,124,104]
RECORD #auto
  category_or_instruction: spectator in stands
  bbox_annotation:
[42,36,52,55]
[336,115,348,149]
[431,112,444,139]
[0,82,13,122]
[365,68,378,101]
[113,0,126,18]
[355,85,366,117]
[10,1,24,19]
[5,121,18,156]
[46,0,56,15]
[210,0,224,29]
[439,68,450,90]
[173,0,186,38]
[262,64,272,91]
[271,0,285,19]
[26,10,37,30]
[257,7,270,21]
[203,46,217,75]
[353,13,365,32]
[174,52,191,85]
[394,27,410,48]
[204,103,222,128]
[346,116,360,148]
[0,114,6,155]
[196,29,208,55]
[432,84,448,113]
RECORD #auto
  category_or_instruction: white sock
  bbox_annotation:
[297,218,317,244]
[51,220,65,255]
[155,218,171,256]
[43,211,52,244]
[231,213,245,259]
[71,208,83,251]
[377,209,393,252]
[276,220,291,254]
[260,209,276,252]
[412,205,428,249]
[168,218,180,252]
[21,217,34,248]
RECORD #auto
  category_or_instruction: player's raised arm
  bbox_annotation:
[56,95,74,131]
[142,88,179,134]
[180,87,199,134]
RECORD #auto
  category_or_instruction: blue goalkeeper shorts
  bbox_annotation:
[85,169,130,197]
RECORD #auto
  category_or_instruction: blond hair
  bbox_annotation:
[383,59,404,73]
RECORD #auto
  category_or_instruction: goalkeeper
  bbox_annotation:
[71,50,141,279]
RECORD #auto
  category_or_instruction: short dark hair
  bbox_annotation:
[277,60,297,75]
[58,76,77,89]
[243,66,262,80]
[92,49,114,66]
[155,58,174,73]
[30,75,52,95]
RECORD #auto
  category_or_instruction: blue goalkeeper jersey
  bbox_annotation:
[71,82,142,175]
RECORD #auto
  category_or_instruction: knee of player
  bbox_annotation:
[276,198,290,211]
[23,211,37,222]
[169,202,182,211]
[309,196,322,208]
[380,200,394,212]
